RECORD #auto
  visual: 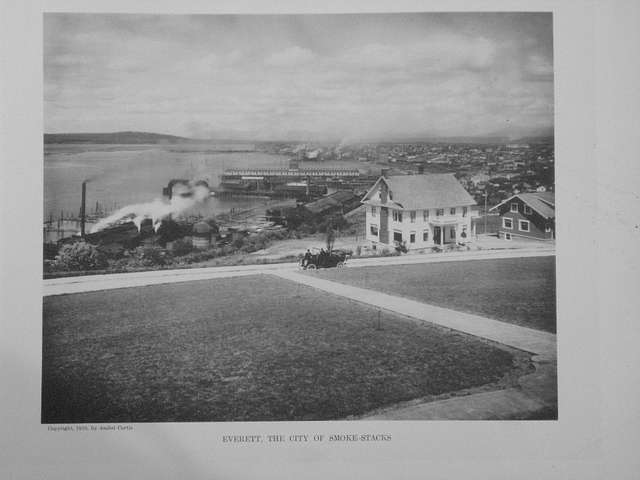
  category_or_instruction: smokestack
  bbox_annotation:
[80,181,86,238]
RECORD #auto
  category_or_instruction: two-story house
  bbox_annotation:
[362,173,477,250]
[490,191,555,241]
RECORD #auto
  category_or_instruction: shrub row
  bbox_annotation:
[46,228,299,273]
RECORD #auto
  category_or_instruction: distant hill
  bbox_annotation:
[484,126,554,144]
[44,130,554,146]
[44,131,194,144]
[375,136,523,145]
[510,135,554,144]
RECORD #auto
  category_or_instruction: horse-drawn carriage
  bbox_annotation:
[299,248,349,270]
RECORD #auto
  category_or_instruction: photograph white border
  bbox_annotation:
[2,0,639,478]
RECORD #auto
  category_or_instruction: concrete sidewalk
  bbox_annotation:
[42,249,557,420]
[270,270,557,420]
[272,270,556,358]
[360,388,546,420]
[43,247,554,296]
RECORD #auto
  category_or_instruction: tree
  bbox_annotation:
[326,219,335,252]
[55,241,108,271]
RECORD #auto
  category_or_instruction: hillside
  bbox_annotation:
[44,131,193,144]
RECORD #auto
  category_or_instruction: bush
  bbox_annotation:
[43,259,58,274]
[177,246,220,264]
[55,242,108,271]
[131,245,171,267]
[95,243,126,259]
[231,236,247,249]
[169,238,193,256]
[220,245,235,256]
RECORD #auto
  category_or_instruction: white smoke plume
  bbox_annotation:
[90,181,211,233]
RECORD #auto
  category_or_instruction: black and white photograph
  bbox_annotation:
[41,12,557,423]
[2,0,640,478]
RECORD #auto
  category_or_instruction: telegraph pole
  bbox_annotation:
[484,188,488,236]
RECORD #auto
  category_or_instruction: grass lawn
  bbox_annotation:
[313,256,556,333]
[42,275,520,423]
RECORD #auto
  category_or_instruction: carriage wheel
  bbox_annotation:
[306,264,317,270]
[336,262,345,268]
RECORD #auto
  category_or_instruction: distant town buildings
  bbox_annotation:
[257,140,555,207]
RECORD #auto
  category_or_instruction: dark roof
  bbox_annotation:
[490,192,555,219]
[193,222,212,234]
[304,190,359,214]
[362,174,476,209]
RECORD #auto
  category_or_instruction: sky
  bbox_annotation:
[44,13,554,141]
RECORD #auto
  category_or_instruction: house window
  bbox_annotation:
[410,211,416,223]
[510,203,518,212]
[436,208,444,216]
[389,191,393,200]
[545,225,552,233]
[370,225,378,236]
[524,205,532,215]
[450,207,456,215]
[423,230,429,241]
[505,233,512,240]
[450,227,456,239]
[519,220,530,232]
[393,231,403,242]
[503,217,513,229]
[423,209,429,221]
[371,206,377,217]
[462,206,468,217]
[410,232,416,243]
[392,210,403,222]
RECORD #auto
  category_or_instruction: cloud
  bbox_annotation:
[47,53,94,68]
[524,53,554,79]
[264,46,316,67]
[338,34,497,74]
[44,13,553,139]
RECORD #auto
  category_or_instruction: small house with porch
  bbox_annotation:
[362,173,477,250]
[490,191,555,241]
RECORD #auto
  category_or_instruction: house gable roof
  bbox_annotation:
[490,192,555,219]
[362,174,476,209]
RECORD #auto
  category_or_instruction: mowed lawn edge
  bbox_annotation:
[42,275,526,423]
[309,256,557,333]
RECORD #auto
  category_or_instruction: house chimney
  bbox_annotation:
[381,168,389,178]
[80,181,87,238]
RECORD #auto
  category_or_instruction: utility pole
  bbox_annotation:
[484,188,488,235]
